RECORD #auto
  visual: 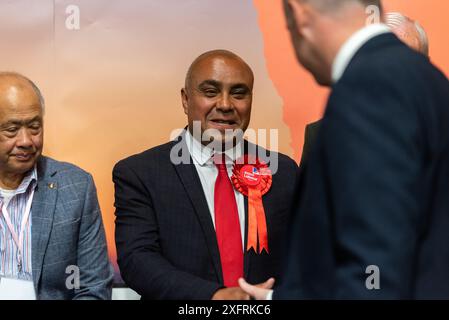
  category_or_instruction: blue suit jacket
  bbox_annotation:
[275,33,449,299]
[32,156,113,299]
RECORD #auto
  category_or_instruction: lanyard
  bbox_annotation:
[0,187,35,273]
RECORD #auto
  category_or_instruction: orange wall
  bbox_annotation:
[253,0,449,160]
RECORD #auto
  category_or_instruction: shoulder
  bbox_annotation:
[276,152,298,172]
[37,156,97,198]
[246,142,297,175]
[305,120,322,140]
[329,35,448,127]
[306,120,321,131]
[113,140,177,174]
[340,34,444,93]
[38,156,92,181]
[329,39,423,117]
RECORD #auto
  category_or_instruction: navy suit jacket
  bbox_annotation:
[275,33,449,299]
[113,134,298,299]
[300,120,322,168]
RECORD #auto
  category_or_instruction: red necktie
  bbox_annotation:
[214,155,244,287]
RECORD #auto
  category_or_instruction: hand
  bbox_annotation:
[211,287,250,300]
[238,277,275,300]
[212,278,275,300]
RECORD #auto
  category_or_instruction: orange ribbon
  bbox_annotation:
[231,155,272,254]
[247,187,269,253]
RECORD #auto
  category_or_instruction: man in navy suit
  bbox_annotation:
[240,0,449,299]
[113,50,297,299]
[299,11,430,168]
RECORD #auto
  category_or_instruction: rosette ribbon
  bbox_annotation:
[231,155,272,254]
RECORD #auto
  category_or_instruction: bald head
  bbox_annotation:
[0,72,45,112]
[184,50,254,91]
[0,72,44,188]
[385,12,429,56]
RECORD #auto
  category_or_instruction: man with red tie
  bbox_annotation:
[113,50,298,299]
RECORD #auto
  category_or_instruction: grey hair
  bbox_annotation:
[0,72,45,112]
[414,21,429,56]
[384,12,429,56]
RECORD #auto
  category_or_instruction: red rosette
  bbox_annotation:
[231,155,272,254]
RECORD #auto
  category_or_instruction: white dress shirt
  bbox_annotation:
[185,130,246,249]
[0,167,37,300]
[332,23,391,83]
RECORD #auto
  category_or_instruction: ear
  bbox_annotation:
[287,0,311,34]
[181,88,189,115]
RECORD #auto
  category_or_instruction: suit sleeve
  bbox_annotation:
[113,160,222,299]
[73,173,114,300]
[300,121,321,168]
[321,68,423,298]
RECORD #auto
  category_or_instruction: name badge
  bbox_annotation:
[0,277,36,300]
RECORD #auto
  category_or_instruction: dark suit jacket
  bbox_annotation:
[275,33,449,299]
[113,134,298,299]
[299,120,322,168]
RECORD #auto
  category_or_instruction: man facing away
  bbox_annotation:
[240,0,449,299]
[300,10,431,168]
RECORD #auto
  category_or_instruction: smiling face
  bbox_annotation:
[181,52,254,146]
[0,76,44,186]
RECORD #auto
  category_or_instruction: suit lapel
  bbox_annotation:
[172,139,223,284]
[31,157,58,292]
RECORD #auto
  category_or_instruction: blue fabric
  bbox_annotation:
[31,156,113,299]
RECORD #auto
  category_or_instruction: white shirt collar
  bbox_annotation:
[185,129,243,166]
[0,166,37,196]
[332,23,391,83]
